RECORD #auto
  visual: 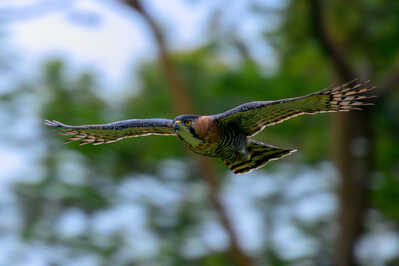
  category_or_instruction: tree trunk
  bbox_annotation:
[333,111,372,266]
[308,1,373,265]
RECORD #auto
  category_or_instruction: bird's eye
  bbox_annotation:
[184,120,192,127]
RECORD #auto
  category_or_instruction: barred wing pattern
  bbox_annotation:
[45,118,175,145]
[215,80,376,136]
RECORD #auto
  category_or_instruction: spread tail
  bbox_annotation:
[223,140,296,174]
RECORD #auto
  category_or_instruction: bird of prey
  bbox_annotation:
[45,80,375,174]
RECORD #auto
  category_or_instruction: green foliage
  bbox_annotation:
[1,0,399,265]
[373,175,399,222]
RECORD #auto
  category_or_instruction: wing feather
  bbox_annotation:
[214,80,376,136]
[45,118,175,145]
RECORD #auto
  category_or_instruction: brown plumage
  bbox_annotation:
[192,116,215,138]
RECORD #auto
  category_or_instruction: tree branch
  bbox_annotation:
[232,35,256,64]
[121,1,253,265]
[309,0,356,81]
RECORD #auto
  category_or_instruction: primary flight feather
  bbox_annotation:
[45,80,376,174]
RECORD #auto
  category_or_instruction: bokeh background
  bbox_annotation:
[0,1,399,266]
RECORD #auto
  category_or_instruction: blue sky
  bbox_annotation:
[5,0,206,89]
[4,0,274,90]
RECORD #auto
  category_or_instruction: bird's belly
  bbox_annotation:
[184,140,220,157]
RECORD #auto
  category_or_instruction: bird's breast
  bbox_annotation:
[183,139,221,157]
[181,116,222,157]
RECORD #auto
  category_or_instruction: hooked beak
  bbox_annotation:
[174,120,181,131]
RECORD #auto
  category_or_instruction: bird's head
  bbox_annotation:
[173,114,202,146]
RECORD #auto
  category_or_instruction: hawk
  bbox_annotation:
[45,80,375,174]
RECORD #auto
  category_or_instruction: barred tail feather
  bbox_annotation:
[224,140,296,174]
[311,79,376,113]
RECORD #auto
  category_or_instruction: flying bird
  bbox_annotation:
[45,80,375,174]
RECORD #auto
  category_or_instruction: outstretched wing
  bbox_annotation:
[214,80,376,136]
[45,118,175,145]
